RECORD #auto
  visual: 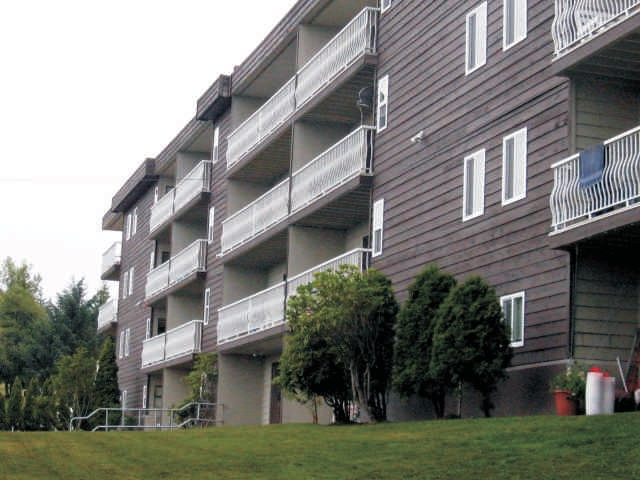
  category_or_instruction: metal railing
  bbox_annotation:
[226,7,379,169]
[97,298,118,332]
[69,402,221,431]
[216,248,372,345]
[217,282,286,344]
[552,0,640,57]
[101,242,121,277]
[145,239,207,299]
[291,126,374,213]
[296,7,378,108]
[550,125,640,231]
[220,179,290,254]
[227,78,296,168]
[150,189,175,234]
[287,248,371,297]
[142,320,203,367]
[173,160,212,214]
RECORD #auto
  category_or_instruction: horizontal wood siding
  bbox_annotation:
[117,189,155,409]
[373,0,571,367]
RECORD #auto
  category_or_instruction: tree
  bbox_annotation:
[52,348,97,430]
[430,276,513,417]
[0,394,6,431]
[183,352,218,403]
[6,377,23,431]
[392,265,457,418]
[281,265,398,423]
[93,336,120,408]
[22,377,40,431]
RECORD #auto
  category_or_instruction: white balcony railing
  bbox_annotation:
[216,248,372,345]
[217,282,286,344]
[101,242,121,277]
[149,161,211,234]
[142,320,203,367]
[226,7,379,169]
[227,78,296,169]
[291,126,374,213]
[220,179,290,254]
[296,7,378,108]
[552,0,640,57]
[287,248,371,297]
[97,297,118,332]
[550,125,640,231]
[145,240,207,299]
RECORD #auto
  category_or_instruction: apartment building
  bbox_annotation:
[99,0,640,423]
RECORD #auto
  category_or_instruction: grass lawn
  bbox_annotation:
[1,413,639,479]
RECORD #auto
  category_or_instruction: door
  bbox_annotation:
[269,363,282,424]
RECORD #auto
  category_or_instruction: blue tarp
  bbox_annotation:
[579,143,605,188]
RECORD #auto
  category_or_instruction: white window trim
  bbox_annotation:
[465,2,487,75]
[208,206,215,243]
[462,149,485,221]
[128,267,134,297]
[376,75,389,132]
[125,213,132,240]
[122,269,129,299]
[381,0,392,13]
[119,330,125,359]
[132,207,138,237]
[145,317,151,340]
[212,126,220,163]
[502,127,527,205]
[121,390,128,409]
[124,327,130,357]
[203,288,211,326]
[142,384,148,409]
[501,291,525,347]
[372,198,384,257]
[503,0,527,50]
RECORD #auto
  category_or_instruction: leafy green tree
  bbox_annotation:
[431,276,513,417]
[6,376,23,431]
[0,259,52,388]
[392,265,456,418]
[52,348,97,430]
[183,352,218,403]
[22,377,40,431]
[282,265,398,423]
[93,336,120,408]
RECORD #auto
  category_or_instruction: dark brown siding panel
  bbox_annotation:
[373,0,571,368]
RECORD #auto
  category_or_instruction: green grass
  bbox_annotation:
[1,414,639,479]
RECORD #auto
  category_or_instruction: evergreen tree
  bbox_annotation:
[6,377,24,431]
[93,336,120,408]
[22,377,40,431]
[392,265,456,418]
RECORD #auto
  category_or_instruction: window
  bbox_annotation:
[503,0,527,50]
[203,288,211,326]
[376,75,389,132]
[462,149,485,220]
[125,213,132,240]
[212,126,220,163]
[121,390,128,410]
[502,127,527,205]
[381,0,392,13]
[149,244,156,270]
[501,291,525,347]
[154,186,159,204]
[208,206,215,243]
[132,207,138,236]
[119,330,125,359]
[372,198,384,257]
[142,384,148,409]
[122,269,129,299]
[466,2,487,74]
[124,328,130,357]
[128,267,134,297]
[145,318,151,340]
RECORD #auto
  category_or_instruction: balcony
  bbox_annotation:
[550,125,640,233]
[96,297,118,333]
[226,7,378,169]
[290,126,374,214]
[145,239,207,302]
[217,248,371,345]
[100,242,121,281]
[149,160,211,235]
[141,320,203,368]
[552,0,640,58]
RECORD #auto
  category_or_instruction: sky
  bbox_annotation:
[0,0,298,301]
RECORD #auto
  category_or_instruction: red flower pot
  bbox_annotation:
[554,389,577,416]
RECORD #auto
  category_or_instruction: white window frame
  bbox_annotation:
[465,2,487,75]
[208,206,215,243]
[503,0,527,50]
[128,267,134,297]
[462,149,485,221]
[122,269,129,299]
[376,75,389,132]
[149,243,156,270]
[125,213,132,240]
[502,127,527,205]
[131,207,138,237]
[119,330,125,359]
[501,291,525,347]
[381,0,392,13]
[145,317,151,340]
[124,327,131,357]
[372,198,384,257]
[212,126,220,163]
[203,287,211,326]
[121,390,128,409]
[142,384,148,409]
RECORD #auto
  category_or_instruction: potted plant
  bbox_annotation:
[550,363,586,416]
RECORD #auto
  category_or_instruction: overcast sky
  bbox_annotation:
[0,0,297,301]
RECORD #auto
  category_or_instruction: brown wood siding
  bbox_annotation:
[373,1,571,367]
[116,189,155,409]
